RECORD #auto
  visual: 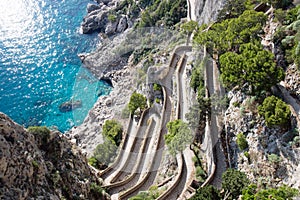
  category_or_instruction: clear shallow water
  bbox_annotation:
[0,0,111,132]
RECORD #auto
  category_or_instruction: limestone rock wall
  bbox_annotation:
[187,0,225,24]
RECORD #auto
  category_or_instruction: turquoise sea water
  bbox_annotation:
[0,0,111,132]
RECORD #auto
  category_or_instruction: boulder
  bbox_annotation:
[81,10,108,34]
[105,20,118,35]
[117,15,128,33]
[87,3,100,13]
[96,0,111,4]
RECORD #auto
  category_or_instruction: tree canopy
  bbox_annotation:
[242,184,299,200]
[190,185,221,200]
[128,92,147,115]
[222,169,250,200]
[181,20,199,35]
[88,138,118,169]
[165,119,193,155]
[102,119,123,146]
[219,42,285,94]
[194,10,267,55]
[258,95,291,128]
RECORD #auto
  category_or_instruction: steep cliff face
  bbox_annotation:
[0,113,107,200]
[187,0,225,24]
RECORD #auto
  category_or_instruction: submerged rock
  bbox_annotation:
[59,100,82,112]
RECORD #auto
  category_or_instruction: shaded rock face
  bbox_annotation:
[188,0,225,24]
[0,113,106,200]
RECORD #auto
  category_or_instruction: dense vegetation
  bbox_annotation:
[89,119,123,169]
[191,169,298,200]
[222,169,250,199]
[88,138,118,169]
[258,95,291,128]
[219,42,285,94]
[242,184,299,200]
[274,5,300,67]
[190,185,220,200]
[137,0,187,27]
[165,119,193,155]
[190,1,299,198]
[113,0,187,28]
[194,5,285,95]
[102,119,123,146]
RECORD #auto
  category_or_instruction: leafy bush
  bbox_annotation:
[195,166,206,182]
[190,185,221,200]
[90,183,105,199]
[102,119,123,146]
[242,184,299,200]
[165,119,193,155]
[237,133,249,151]
[181,20,198,35]
[89,139,118,169]
[128,92,147,115]
[28,126,51,146]
[108,14,117,22]
[222,169,250,200]
[153,83,162,91]
[268,153,281,164]
[258,96,291,128]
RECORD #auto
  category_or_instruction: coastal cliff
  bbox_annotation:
[0,113,108,200]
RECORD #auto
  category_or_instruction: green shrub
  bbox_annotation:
[32,160,39,168]
[165,119,193,155]
[155,98,160,104]
[237,133,248,151]
[219,42,284,94]
[258,96,291,128]
[233,102,240,107]
[242,184,299,200]
[90,183,104,199]
[28,126,51,145]
[268,153,281,164]
[102,119,123,146]
[222,169,250,200]
[195,166,206,182]
[153,83,162,91]
[191,185,221,200]
[91,139,118,169]
[108,14,117,22]
[128,92,147,115]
